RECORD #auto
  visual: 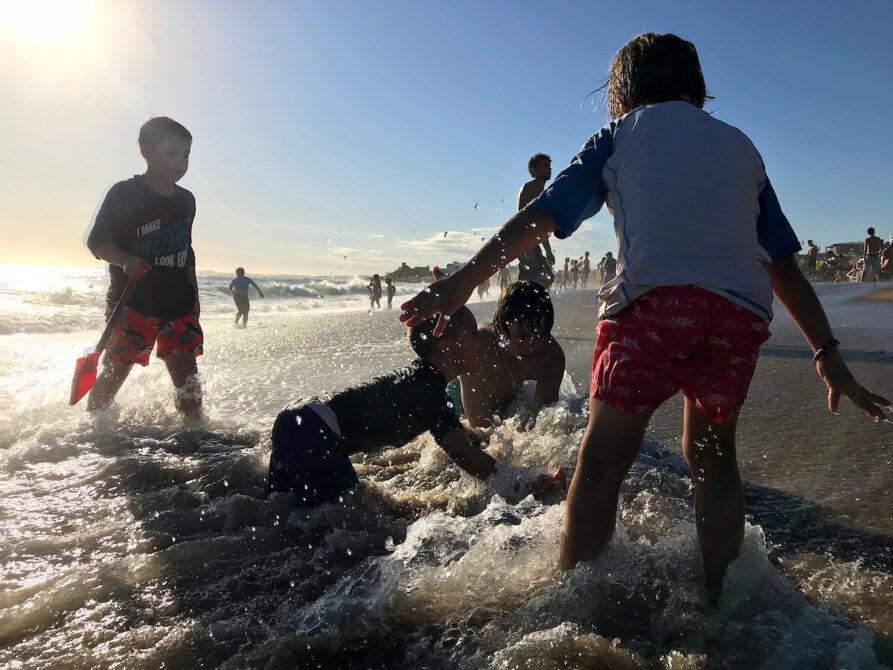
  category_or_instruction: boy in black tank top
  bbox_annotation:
[265,306,565,507]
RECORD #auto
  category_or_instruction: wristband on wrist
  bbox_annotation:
[812,338,840,362]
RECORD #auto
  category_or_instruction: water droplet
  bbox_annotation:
[443,315,450,321]
[296,415,302,425]
[346,548,353,556]
[531,222,537,227]
[420,333,427,340]
[474,203,479,209]
[446,401,453,408]
[223,480,229,487]
[325,236,331,244]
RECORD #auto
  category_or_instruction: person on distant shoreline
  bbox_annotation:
[602,251,617,283]
[581,251,591,288]
[881,238,893,276]
[570,259,579,289]
[517,154,555,288]
[232,306,566,518]
[806,240,818,274]
[386,277,396,309]
[498,265,511,292]
[559,257,570,290]
[84,116,203,421]
[229,267,264,327]
[476,275,491,301]
[445,279,566,429]
[400,32,889,592]
[863,227,883,282]
[596,255,606,284]
[369,274,382,309]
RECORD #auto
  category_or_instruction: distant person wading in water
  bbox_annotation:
[229,267,264,327]
[369,274,382,309]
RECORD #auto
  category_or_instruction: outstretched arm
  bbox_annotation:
[249,279,264,298]
[768,255,889,418]
[401,206,557,334]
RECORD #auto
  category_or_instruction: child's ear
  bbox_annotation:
[139,144,152,161]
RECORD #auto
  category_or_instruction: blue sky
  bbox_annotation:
[1,0,891,275]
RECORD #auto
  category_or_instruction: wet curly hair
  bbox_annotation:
[605,33,709,119]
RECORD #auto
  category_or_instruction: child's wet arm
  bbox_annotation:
[767,255,834,350]
[439,427,498,479]
[533,346,565,411]
[769,254,890,418]
[455,207,557,288]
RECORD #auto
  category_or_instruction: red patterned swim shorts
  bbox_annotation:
[591,286,770,424]
[104,307,203,367]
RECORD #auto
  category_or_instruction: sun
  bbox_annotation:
[0,0,94,47]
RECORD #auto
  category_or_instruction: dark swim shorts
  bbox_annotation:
[267,403,359,505]
[234,294,250,313]
[104,307,203,367]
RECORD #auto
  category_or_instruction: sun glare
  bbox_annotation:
[0,0,94,47]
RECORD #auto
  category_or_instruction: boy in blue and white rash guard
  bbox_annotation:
[402,33,889,592]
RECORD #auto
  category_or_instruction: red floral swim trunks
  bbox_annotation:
[590,285,770,424]
[104,307,203,367]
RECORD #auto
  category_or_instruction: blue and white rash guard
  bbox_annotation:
[531,101,801,321]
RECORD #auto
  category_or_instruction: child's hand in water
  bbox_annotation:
[531,467,568,501]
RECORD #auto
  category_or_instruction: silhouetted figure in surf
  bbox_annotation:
[368,273,382,309]
[229,267,264,327]
[385,276,396,308]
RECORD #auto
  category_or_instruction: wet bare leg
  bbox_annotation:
[559,398,650,570]
[87,360,133,412]
[164,353,203,420]
[681,400,743,592]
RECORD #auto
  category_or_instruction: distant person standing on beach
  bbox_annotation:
[400,32,889,591]
[559,257,570,289]
[881,238,893,275]
[498,265,511,292]
[517,154,555,288]
[85,116,203,421]
[806,240,818,274]
[386,277,396,309]
[602,251,617,282]
[581,252,591,288]
[229,267,264,327]
[477,275,491,301]
[863,228,883,282]
[369,274,382,309]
